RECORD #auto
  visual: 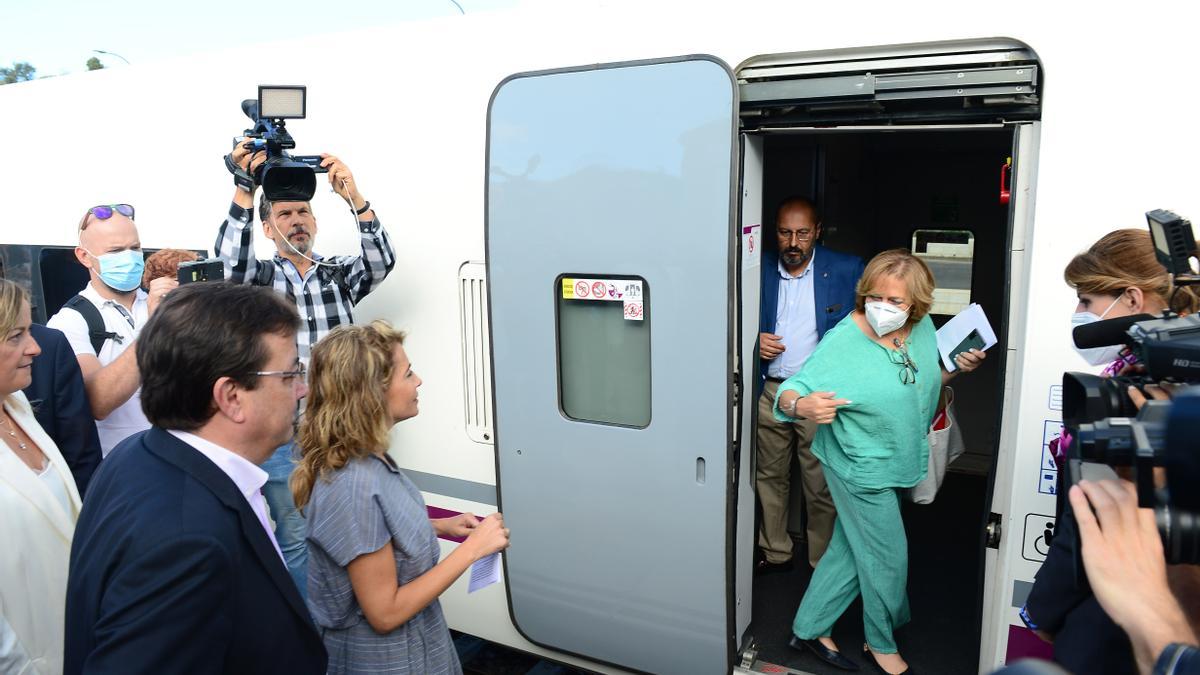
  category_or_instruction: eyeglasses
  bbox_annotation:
[779,229,816,243]
[254,361,307,382]
[887,343,919,385]
[80,204,135,230]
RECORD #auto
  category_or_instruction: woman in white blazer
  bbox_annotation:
[0,279,83,675]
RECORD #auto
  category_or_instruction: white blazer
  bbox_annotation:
[0,391,83,675]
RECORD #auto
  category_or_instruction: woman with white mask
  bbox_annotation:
[1065,228,1199,374]
[1020,228,1200,675]
[774,249,985,675]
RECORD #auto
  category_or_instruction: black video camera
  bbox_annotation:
[234,85,326,202]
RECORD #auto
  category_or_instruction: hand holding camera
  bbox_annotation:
[1072,479,1197,673]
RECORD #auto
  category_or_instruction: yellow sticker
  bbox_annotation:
[562,278,575,299]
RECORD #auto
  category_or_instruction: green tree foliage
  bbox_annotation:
[86,57,105,71]
[0,61,37,84]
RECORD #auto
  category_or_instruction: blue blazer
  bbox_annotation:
[65,428,327,675]
[25,323,102,497]
[759,244,865,391]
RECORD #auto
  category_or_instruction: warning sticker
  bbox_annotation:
[562,277,644,321]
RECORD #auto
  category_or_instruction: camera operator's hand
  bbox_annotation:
[229,140,268,208]
[146,276,179,316]
[320,154,372,219]
[1071,479,1197,674]
[1127,382,1178,411]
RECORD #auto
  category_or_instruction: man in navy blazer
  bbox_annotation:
[65,283,327,675]
[25,323,102,496]
[756,197,864,572]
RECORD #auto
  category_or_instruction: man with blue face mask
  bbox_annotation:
[47,204,177,456]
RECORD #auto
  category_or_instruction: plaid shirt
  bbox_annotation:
[215,202,396,363]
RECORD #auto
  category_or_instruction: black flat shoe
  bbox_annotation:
[862,646,911,675]
[788,636,859,671]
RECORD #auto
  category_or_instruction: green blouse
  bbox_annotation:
[774,314,941,489]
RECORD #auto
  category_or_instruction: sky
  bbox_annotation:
[1,0,518,77]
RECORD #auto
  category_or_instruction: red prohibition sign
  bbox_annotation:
[575,280,590,298]
[591,281,606,298]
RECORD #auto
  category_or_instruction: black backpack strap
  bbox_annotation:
[253,263,276,287]
[64,295,120,355]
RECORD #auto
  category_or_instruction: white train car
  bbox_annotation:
[1,2,1196,673]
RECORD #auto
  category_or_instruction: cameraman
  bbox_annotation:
[216,143,396,596]
[1072,479,1198,675]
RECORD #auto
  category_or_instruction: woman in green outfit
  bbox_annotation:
[775,249,985,675]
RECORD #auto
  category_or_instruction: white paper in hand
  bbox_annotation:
[468,552,501,593]
[935,303,998,371]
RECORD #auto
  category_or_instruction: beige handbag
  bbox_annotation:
[909,386,964,504]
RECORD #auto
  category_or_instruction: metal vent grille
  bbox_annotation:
[459,262,493,444]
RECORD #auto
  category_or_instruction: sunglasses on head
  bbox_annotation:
[81,204,135,230]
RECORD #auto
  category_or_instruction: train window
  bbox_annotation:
[912,229,975,316]
[556,275,650,428]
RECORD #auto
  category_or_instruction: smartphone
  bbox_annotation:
[950,329,986,364]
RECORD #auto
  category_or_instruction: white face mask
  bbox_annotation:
[1070,296,1124,365]
[865,301,909,337]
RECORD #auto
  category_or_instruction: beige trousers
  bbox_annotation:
[755,380,836,567]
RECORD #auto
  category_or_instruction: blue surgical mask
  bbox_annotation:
[85,248,144,292]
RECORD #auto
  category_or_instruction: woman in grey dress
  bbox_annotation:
[292,321,510,674]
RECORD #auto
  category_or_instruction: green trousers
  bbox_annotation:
[792,466,911,653]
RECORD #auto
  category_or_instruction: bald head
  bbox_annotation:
[79,212,139,252]
[777,197,819,224]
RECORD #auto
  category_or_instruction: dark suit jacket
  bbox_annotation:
[758,244,865,393]
[25,323,102,496]
[65,428,327,675]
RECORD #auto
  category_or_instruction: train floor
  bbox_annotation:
[746,472,988,675]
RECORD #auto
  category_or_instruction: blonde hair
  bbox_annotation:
[291,321,407,510]
[0,279,26,339]
[0,280,31,405]
[1064,229,1200,315]
[855,248,936,323]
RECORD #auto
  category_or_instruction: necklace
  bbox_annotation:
[0,415,29,451]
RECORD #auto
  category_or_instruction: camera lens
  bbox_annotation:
[1158,506,1200,564]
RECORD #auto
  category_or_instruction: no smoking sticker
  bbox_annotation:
[561,277,644,321]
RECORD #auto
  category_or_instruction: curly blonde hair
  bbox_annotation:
[1064,229,1200,315]
[854,248,936,323]
[291,321,407,510]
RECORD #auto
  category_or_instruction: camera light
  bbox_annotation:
[258,85,306,119]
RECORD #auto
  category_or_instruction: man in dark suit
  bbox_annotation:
[756,197,864,572]
[25,323,102,496]
[65,283,327,675]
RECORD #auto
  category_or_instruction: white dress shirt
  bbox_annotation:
[767,250,820,380]
[167,430,284,563]
[46,282,151,456]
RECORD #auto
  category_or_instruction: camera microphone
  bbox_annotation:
[1072,313,1155,349]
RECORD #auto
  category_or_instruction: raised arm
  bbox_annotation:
[321,154,396,303]
[216,142,268,284]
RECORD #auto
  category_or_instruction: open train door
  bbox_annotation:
[486,56,740,674]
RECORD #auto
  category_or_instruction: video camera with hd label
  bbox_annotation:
[225,85,326,202]
[1062,209,1200,564]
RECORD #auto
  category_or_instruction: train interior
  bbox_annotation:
[743,127,1018,674]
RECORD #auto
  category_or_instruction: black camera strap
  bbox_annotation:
[224,153,257,192]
